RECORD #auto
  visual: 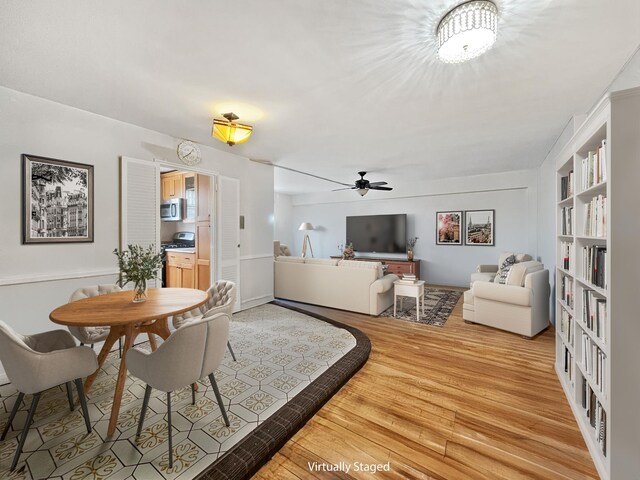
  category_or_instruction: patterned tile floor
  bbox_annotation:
[0,304,356,479]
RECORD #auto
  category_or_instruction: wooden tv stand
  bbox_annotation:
[331,256,420,279]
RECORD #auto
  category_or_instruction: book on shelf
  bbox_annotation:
[561,275,574,308]
[581,331,606,393]
[581,140,607,191]
[561,206,573,235]
[583,290,607,342]
[581,377,607,456]
[560,241,574,271]
[563,346,573,383]
[583,194,606,237]
[560,170,574,200]
[402,273,416,280]
[582,245,607,289]
[560,308,573,345]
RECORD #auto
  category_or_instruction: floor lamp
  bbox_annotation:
[299,222,315,258]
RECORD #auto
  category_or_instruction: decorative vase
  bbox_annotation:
[132,279,147,303]
[407,248,414,261]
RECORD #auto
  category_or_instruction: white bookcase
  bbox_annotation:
[554,87,640,480]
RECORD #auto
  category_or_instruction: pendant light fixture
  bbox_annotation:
[212,112,253,146]
[437,1,498,64]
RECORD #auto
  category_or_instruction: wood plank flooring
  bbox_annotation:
[254,292,598,479]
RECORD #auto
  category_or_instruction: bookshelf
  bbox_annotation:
[554,87,640,480]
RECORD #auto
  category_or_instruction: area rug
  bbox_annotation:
[380,288,462,326]
[0,304,371,480]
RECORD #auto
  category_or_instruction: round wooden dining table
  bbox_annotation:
[50,287,208,437]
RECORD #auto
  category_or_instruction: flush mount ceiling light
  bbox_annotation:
[437,1,498,64]
[212,112,253,146]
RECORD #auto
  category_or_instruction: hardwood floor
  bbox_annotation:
[254,292,598,479]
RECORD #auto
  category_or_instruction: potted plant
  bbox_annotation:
[407,237,419,261]
[342,242,355,260]
[113,244,164,303]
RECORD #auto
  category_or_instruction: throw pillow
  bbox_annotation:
[496,254,517,284]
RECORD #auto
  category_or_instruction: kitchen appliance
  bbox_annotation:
[160,198,186,222]
[161,231,196,286]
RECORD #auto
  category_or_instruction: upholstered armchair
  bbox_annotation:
[0,322,97,471]
[463,261,550,338]
[469,252,532,286]
[173,280,237,360]
[68,284,123,354]
[127,313,231,468]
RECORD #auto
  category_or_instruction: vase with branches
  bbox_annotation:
[407,237,419,261]
[113,245,164,303]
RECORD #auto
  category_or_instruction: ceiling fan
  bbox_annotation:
[333,171,393,196]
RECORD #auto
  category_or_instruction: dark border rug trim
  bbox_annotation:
[196,301,371,480]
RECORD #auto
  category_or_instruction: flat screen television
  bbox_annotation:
[346,214,407,254]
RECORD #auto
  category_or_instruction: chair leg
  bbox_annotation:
[66,382,75,411]
[208,373,230,427]
[191,383,196,405]
[74,379,91,434]
[136,385,152,438]
[118,337,123,358]
[80,342,84,346]
[227,341,237,362]
[167,392,173,469]
[1,392,24,440]
[11,392,40,471]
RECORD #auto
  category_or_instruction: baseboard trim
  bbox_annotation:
[239,254,273,261]
[0,269,119,287]
[241,294,274,310]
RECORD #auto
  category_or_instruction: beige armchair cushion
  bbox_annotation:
[506,261,544,287]
[127,313,230,392]
[338,260,383,279]
[473,281,532,307]
[68,284,122,344]
[0,321,98,394]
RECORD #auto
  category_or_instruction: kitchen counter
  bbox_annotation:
[165,248,195,254]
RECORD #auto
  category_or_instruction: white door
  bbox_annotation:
[120,157,161,287]
[216,176,241,311]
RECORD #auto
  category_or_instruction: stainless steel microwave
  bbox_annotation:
[160,198,186,222]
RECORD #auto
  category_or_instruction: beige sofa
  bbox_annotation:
[274,257,398,315]
[463,260,550,338]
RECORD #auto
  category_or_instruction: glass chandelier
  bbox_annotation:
[437,1,498,64]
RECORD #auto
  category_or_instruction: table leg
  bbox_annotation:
[393,294,397,317]
[107,324,138,437]
[84,327,124,394]
[416,295,420,322]
[147,333,158,351]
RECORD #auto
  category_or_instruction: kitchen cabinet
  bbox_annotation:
[161,172,184,200]
[183,173,196,222]
[166,252,195,288]
[196,174,211,290]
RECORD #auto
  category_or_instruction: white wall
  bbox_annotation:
[0,86,274,382]
[274,192,294,249]
[286,170,538,287]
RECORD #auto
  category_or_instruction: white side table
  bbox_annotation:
[393,280,426,321]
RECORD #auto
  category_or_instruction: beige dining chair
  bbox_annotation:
[0,321,97,471]
[127,313,231,468]
[68,284,123,355]
[172,280,237,361]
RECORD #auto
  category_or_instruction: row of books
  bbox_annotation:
[560,206,573,235]
[583,290,607,342]
[560,170,574,200]
[582,246,607,289]
[581,140,607,191]
[560,308,573,345]
[398,273,418,284]
[583,194,607,237]
[560,241,574,271]
[581,378,607,456]
[561,275,574,309]
[581,332,606,393]
[563,346,574,384]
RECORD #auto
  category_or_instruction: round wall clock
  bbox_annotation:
[177,140,202,166]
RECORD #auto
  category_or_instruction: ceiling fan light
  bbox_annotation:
[357,188,369,196]
[212,113,253,146]
[437,1,498,64]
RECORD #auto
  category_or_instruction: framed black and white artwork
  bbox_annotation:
[22,154,94,244]
[465,209,495,246]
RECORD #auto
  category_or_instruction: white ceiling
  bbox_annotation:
[1,0,638,194]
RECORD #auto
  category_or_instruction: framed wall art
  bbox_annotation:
[22,154,94,244]
[465,209,495,246]
[436,211,463,245]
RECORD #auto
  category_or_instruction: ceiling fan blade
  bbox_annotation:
[369,186,393,191]
[332,186,356,191]
[368,181,388,187]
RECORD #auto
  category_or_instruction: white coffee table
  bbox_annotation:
[393,280,426,321]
